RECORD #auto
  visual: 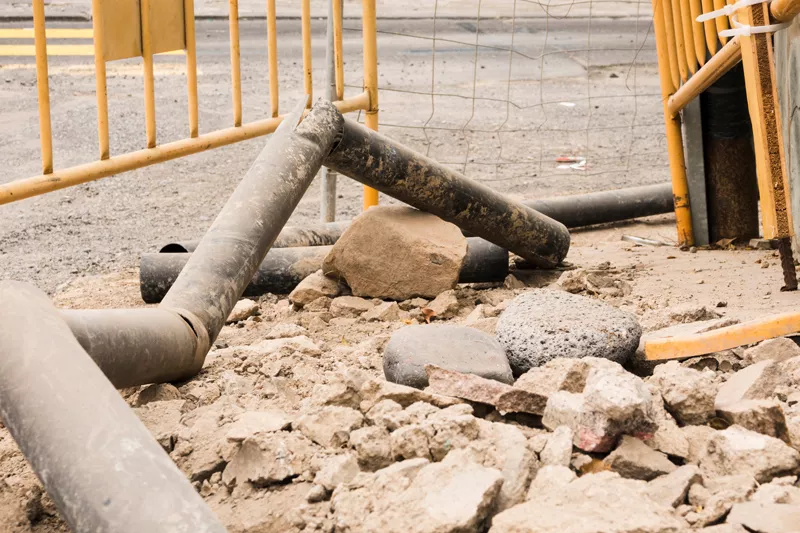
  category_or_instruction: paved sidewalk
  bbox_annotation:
[0,0,651,21]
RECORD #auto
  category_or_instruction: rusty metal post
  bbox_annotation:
[160,100,342,343]
[701,63,760,243]
[0,281,226,533]
[324,118,570,267]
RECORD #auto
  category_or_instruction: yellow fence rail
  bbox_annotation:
[0,0,380,208]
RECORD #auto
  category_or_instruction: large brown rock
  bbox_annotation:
[323,206,468,300]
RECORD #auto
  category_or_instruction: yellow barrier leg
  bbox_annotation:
[362,0,379,210]
[653,0,694,246]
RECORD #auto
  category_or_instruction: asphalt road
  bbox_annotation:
[0,18,666,294]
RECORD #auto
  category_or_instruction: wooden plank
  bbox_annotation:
[738,2,794,240]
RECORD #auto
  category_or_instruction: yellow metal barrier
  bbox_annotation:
[0,0,379,208]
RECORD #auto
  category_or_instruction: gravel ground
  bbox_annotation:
[0,16,664,294]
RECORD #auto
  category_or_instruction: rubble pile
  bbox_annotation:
[2,214,800,533]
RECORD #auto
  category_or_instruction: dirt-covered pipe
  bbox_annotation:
[160,100,343,344]
[529,183,674,229]
[140,238,508,303]
[323,118,570,267]
[0,281,227,533]
[61,307,208,388]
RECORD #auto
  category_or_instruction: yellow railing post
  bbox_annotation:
[229,0,243,126]
[90,0,110,160]
[653,0,695,246]
[141,0,157,148]
[267,0,279,117]
[184,0,199,137]
[302,0,312,107]
[362,0,379,210]
[32,0,53,174]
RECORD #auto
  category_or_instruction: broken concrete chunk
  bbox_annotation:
[685,475,757,527]
[574,367,658,453]
[348,426,393,472]
[331,451,503,533]
[424,289,462,320]
[644,465,702,508]
[329,296,375,318]
[289,270,344,307]
[384,324,513,389]
[225,410,293,442]
[526,465,576,500]
[466,421,537,511]
[226,298,259,323]
[751,476,800,504]
[727,501,800,533]
[604,435,677,481]
[649,361,719,425]
[424,365,512,405]
[134,399,184,452]
[222,432,315,488]
[490,471,686,533]
[294,406,364,448]
[390,424,433,461]
[681,425,717,464]
[716,399,789,441]
[362,301,403,322]
[322,206,467,301]
[715,359,788,407]
[496,290,642,375]
[314,453,360,492]
[700,425,800,482]
[540,426,574,467]
[359,378,462,412]
[264,322,308,339]
[744,337,800,364]
[133,383,182,406]
[542,391,584,433]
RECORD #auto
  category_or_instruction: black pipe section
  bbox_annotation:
[160,100,342,345]
[0,281,227,533]
[701,63,759,242]
[160,183,675,256]
[140,238,508,303]
[159,221,349,253]
[323,118,570,267]
[61,308,207,388]
[528,183,674,229]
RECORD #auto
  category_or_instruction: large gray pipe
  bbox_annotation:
[0,281,226,533]
[160,100,342,345]
[323,118,571,268]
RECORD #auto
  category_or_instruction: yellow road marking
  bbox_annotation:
[0,44,184,56]
[0,28,94,39]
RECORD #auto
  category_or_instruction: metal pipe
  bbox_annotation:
[159,221,350,252]
[184,0,199,137]
[362,0,380,209]
[333,0,344,101]
[61,307,207,388]
[141,237,508,302]
[33,0,53,174]
[680,0,698,74]
[160,100,342,344]
[323,118,570,267]
[0,281,226,533]
[301,0,312,106]
[671,0,689,81]
[141,0,157,148]
[771,0,800,21]
[229,0,242,127]
[160,183,675,255]
[653,0,695,246]
[667,37,742,116]
[689,0,706,66]
[529,183,674,229]
[267,0,279,117]
[90,0,110,159]
[701,0,718,56]
[320,0,340,222]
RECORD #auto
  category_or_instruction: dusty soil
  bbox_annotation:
[2,216,799,533]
